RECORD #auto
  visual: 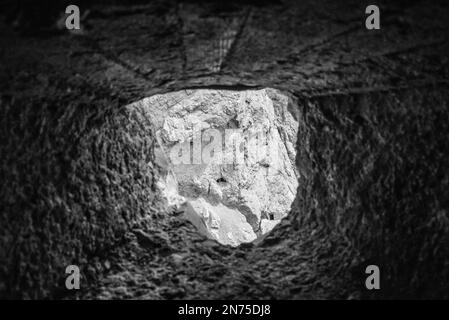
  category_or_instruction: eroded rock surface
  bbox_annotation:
[1,0,449,300]
[130,89,298,246]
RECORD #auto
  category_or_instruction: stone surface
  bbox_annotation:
[0,0,449,300]
[131,88,298,246]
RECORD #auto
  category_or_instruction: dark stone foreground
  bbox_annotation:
[1,0,449,299]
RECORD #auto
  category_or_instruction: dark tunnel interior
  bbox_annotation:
[0,0,449,300]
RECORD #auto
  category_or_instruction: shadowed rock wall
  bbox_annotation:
[1,0,449,299]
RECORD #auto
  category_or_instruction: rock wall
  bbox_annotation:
[1,0,449,299]
[129,88,298,246]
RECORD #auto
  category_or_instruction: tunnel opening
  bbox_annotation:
[129,88,298,246]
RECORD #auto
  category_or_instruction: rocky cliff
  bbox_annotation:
[130,88,298,246]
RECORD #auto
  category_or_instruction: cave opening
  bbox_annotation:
[130,88,299,247]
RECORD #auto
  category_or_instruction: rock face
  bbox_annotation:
[131,89,298,246]
[2,0,449,300]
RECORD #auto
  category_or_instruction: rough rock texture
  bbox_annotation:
[130,88,298,245]
[1,0,449,299]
